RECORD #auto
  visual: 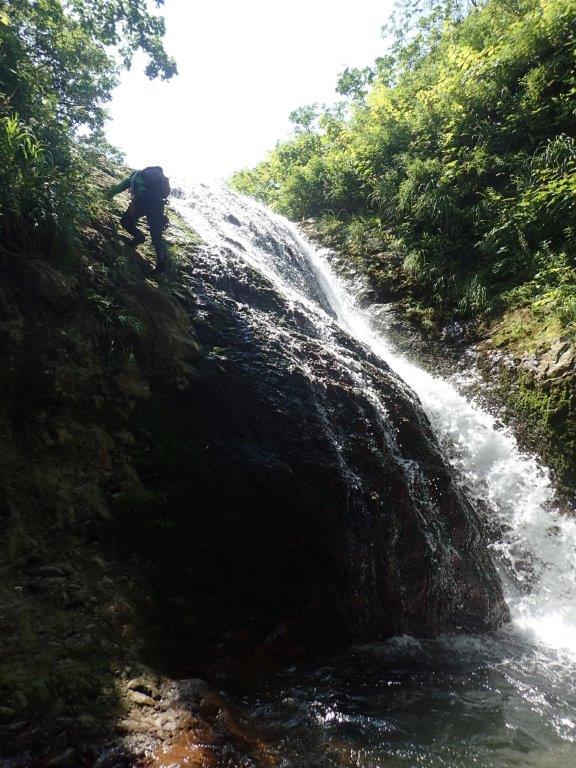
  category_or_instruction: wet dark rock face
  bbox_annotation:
[154,227,509,644]
[0,207,509,664]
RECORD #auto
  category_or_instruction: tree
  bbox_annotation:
[1,0,176,129]
[336,67,376,102]
[289,104,320,133]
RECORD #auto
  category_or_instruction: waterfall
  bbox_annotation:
[172,184,576,765]
[306,239,576,654]
[175,184,575,651]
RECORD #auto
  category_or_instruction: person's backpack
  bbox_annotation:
[139,166,171,199]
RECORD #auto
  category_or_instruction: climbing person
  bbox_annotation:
[106,166,171,273]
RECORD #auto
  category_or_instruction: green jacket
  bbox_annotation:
[106,171,146,199]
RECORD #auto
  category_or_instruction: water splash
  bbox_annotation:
[302,238,576,654]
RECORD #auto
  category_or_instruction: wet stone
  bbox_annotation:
[126,676,161,700]
[116,719,150,734]
[127,690,157,708]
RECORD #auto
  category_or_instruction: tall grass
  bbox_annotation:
[0,114,87,258]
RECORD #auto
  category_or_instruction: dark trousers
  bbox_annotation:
[120,191,166,263]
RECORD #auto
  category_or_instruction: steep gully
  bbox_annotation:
[161,186,576,767]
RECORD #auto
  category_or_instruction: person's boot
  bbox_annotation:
[153,253,169,275]
[128,232,146,247]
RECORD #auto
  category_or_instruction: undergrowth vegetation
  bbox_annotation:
[232,0,576,335]
[0,113,86,257]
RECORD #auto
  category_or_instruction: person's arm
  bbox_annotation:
[105,175,132,199]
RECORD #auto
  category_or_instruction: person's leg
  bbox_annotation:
[145,198,168,270]
[120,201,146,245]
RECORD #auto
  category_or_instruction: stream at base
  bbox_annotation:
[231,631,576,767]
[175,186,576,768]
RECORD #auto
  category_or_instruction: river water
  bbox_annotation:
[174,186,576,768]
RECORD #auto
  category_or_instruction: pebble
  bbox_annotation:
[78,714,96,728]
[116,718,150,734]
[126,676,161,699]
[127,690,157,708]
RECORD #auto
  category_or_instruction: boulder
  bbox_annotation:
[133,231,509,642]
[537,338,575,379]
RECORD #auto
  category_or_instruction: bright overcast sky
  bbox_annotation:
[106,0,393,183]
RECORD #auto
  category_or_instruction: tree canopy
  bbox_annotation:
[1,0,176,129]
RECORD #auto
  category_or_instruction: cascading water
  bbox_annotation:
[309,241,576,653]
[174,185,576,767]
